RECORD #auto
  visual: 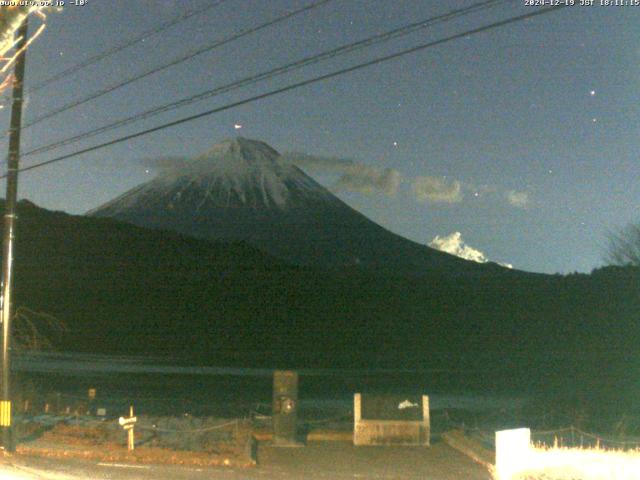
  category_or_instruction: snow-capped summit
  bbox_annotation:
[88,137,498,273]
[94,137,339,214]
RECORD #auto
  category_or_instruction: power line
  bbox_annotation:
[20,0,335,130]
[1,5,567,179]
[7,0,227,98]
[22,0,510,159]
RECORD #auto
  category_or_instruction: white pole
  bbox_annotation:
[128,405,135,451]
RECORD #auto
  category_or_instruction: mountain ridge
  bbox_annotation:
[88,137,510,274]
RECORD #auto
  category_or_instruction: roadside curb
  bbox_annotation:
[441,429,495,476]
[306,430,352,442]
[252,428,352,443]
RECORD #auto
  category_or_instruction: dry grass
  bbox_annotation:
[39,423,114,446]
[16,421,255,468]
[504,445,640,480]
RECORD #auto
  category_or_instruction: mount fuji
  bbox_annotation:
[88,137,502,274]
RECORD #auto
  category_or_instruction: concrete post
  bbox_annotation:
[272,370,299,446]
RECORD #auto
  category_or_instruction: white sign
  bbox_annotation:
[119,416,137,427]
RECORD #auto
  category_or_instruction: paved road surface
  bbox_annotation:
[1,442,492,479]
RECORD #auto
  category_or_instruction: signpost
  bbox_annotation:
[118,406,137,451]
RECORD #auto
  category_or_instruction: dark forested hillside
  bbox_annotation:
[6,200,640,409]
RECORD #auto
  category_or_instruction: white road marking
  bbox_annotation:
[96,462,151,469]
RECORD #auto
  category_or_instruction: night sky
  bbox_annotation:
[1,0,638,274]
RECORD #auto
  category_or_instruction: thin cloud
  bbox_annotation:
[506,190,530,208]
[281,152,352,172]
[143,149,524,210]
[412,176,463,204]
[335,166,401,196]
[142,156,191,173]
[283,152,401,197]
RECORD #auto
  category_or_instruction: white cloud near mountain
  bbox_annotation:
[282,152,401,197]
[285,152,530,208]
[335,166,402,196]
[150,149,529,209]
[429,232,513,268]
[412,176,463,204]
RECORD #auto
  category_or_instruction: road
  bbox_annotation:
[1,442,492,479]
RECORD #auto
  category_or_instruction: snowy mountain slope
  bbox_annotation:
[88,137,502,274]
[95,138,339,212]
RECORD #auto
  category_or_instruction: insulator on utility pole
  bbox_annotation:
[0,16,28,452]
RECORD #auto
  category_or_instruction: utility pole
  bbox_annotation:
[0,16,29,452]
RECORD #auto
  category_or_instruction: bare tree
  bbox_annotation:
[13,307,67,351]
[606,223,640,267]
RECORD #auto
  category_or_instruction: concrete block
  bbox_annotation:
[353,393,430,446]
